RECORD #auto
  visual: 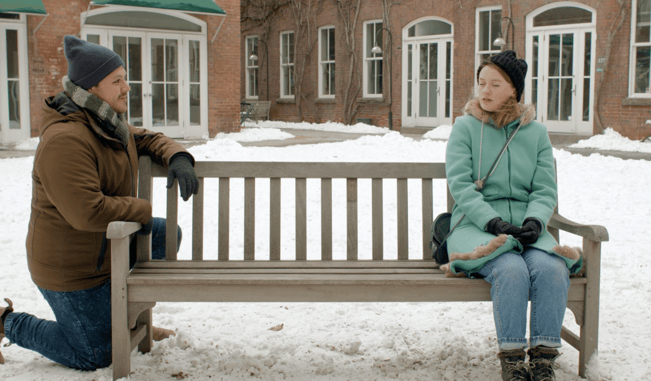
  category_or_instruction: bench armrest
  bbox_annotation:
[107,221,142,239]
[549,213,609,242]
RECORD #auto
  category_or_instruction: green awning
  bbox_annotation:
[91,0,226,16]
[0,0,47,15]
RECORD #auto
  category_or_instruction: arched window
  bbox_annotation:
[533,6,593,27]
[407,19,452,37]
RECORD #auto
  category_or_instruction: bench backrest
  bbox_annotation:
[136,156,453,263]
[251,101,271,120]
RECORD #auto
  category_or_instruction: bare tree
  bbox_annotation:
[336,0,363,125]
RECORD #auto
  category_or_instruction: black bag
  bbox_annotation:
[430,212,451,265]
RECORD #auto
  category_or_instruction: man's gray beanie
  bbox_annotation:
[63,35,124,90]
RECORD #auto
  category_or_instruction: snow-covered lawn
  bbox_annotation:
[1,123,650,380]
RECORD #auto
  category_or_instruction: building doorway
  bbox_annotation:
[526,4,596,135]
[0,15,30,146]
[402,18,453,128]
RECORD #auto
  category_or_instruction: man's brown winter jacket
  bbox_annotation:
[26,92,190,291]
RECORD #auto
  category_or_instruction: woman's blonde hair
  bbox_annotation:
[476,62,523,128]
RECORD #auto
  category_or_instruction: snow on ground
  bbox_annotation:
[214,128,294,142]
[1,124,650,381]
[243,120,389,134]
[570,127,651,153]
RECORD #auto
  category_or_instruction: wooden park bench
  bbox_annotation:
[107,157,608,380]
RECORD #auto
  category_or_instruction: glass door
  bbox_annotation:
[111,32,145,128]
[149,34,182,136]
[403,39,452,128]
[0,23,29,145]
[528,30,594,133]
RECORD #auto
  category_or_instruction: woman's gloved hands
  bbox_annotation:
[485,217,543,245]
[486,217,521,236]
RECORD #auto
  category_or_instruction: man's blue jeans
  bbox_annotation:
[4,218,179,370]
[477,248,571,351]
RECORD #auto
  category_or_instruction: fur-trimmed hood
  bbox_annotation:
[463,98,536,128]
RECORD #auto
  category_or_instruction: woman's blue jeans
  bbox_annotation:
[477,247,571,351]
[4,218,179,370]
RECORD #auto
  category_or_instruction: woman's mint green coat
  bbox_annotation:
[443,100,582,276]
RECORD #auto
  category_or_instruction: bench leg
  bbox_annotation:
[137,308,153,353]
[578,239,601,377]
[111,236,132,380]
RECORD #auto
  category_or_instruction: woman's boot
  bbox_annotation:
[0,298,14,364]
[498,349,531,381]
[527,346,560,381]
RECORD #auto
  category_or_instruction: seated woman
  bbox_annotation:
[442,50,582,381]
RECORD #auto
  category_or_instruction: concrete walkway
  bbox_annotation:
[2,128,650,161]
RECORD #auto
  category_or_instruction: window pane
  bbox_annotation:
[445,80,451,118]
[113,36,127,67]
[129,83,143,126]
[428,81,437,117]
[190,84,201,126]
[490,11,502,50]
[8,80,20,128]
[249,68,258,97]
[376,60,383,94]
[166,40,178,82]
[151,38,164,82]
[583,78,590,121]
[407,82,412,116]
[152,83,165,126]
[532,36,539,77]
[637,0,651,43]
[129,37,142,82]
[289,33,294,63]
[6,29,18,79]
[548,35,560,76]
[408,45,413,80]
[166,84,178,126]
[479,11,490,51]
[635,46,651,93]
[562,34,574,77]
[368,60,376,94]
[420,44,428,80]
[87,34,100,45]
[533,7,592,27]
[328,28,335,61]
[412,20,452,36]
[419,81,428,117]
[189,40,200,82]
[547,79,559,121]
[583,33,592,75]
[429,43,438,80]
[560,78,573,121]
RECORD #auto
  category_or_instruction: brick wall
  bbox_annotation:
[242,0,651,139]
[26,0,240,138]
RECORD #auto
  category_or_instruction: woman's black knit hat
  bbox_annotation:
[478,50,528,102]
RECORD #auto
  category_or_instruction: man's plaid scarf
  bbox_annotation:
[63,76,129,147]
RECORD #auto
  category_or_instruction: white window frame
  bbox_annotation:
[81,6,208,139]
[363,20,383,98]
[475,7,502,72]
[318,26,335,98]
[0,13,31,145]
[280,30,295,98]
[246,36,259,99]
[630,0,651,97]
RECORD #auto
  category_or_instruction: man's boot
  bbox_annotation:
[152,326,176,341]
[0,298,14,364]
[498,349,531,381]
[528,346,560,381]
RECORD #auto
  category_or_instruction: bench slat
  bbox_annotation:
[397,179,408,260]
[422,179,433,260]
[270,178,281,260]
[218,178,230,260]
[244,178,255,260]
[321,179,332,260]
[192,178,204,260]
[296,178,307,260]
[137,156,153,262]
[134,260,440,269]
[372,179,383,260]
[166,182,179,260]
[153,162,447,179]
[347,179,358,260]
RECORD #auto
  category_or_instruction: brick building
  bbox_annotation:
[0,0,241,147]
[241,0,651,140]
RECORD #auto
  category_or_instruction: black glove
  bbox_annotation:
[137,218,153,236]
[167,154,199,202]
[516,218,543,245]
[486,217,521,236]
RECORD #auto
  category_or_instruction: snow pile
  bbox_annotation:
[243,120,389,134]
[422,125,453,140]
[570,127,651,153]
